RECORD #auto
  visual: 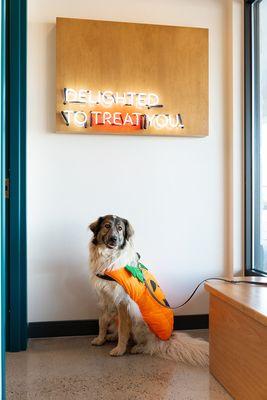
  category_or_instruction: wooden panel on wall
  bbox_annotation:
[56,17,209,137]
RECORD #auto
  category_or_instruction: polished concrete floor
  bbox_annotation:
[6,330,232,400]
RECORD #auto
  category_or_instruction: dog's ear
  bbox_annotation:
[123,219,134,241]
[89,218,102,233]
[89,217,103,244]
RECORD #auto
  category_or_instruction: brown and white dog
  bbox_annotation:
[89,214,209,365]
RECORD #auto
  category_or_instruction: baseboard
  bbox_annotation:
[28,314,209,339]
[173,314,209,330]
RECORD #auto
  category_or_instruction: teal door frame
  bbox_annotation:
[0,0,27,394]
[6,0,27,352]
[1,0,6,396]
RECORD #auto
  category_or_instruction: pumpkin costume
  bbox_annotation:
[103,263,174,341]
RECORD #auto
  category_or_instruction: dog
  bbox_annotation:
[89,214,209,365]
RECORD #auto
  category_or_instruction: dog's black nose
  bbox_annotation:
[109,236,117,243]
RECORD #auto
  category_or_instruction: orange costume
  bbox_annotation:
[104,264,174,341]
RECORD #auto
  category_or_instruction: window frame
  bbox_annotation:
[245,0,267,276]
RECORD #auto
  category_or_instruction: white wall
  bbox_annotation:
[27,0,243,322]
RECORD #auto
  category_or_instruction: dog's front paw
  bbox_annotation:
[91,336,106,346]
[110,346,126,356]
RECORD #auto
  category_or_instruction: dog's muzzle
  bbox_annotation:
[106,236,118,249]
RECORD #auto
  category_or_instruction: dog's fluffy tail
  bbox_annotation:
[146,332,209,366]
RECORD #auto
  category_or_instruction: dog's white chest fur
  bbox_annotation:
[90,242,138,304]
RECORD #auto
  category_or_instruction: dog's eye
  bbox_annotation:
[118,226,122,231]
[105,224,111,229]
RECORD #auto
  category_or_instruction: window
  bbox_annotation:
[245,0,267,276]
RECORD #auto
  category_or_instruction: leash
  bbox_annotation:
[144,277,267,309]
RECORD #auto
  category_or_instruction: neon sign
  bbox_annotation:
[60,88,184,131]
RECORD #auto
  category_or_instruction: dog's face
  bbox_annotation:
[89,215,134,249]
